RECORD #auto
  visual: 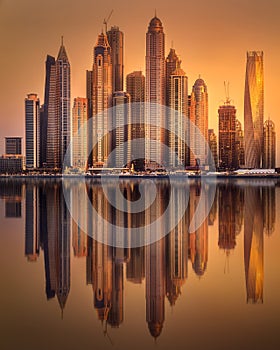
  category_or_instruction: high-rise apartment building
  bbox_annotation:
[126,71,145,163]
[92,32,113,166]
[107,26,124,93]
[5,137,22,155]
[218,104,237,169]
[145,16,166,168]
[169,61,188,167]
[72,97,88,169]
[263,119,276,169]
[189,78,208,166]
[244,51,264,168]
[25,93,40,169]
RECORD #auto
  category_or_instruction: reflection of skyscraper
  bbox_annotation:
[72,97,88,169]
[244,51,264,169]
[188,182,208,276]
[39,182,71,311]
[244,187,264,303]
[126,247,145,284]
[25,93,40,169]
[189,78,208,166]
[166,184,188,306]
[263,119,276,169]
[262,186,276,236]
[145,16,166,167]
[107,26,124,93]
[25,184,39,261]
[218,184,236,252]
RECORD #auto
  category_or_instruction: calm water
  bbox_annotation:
[0,178,279,350]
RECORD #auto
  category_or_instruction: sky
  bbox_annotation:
[0,0,279,163]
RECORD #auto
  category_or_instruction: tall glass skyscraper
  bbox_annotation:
[145,16,166,168]
[263,119,276,169]
[244,51,264,169]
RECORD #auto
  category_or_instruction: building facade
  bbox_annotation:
[166,48,180,107]
[244,51,264,168]
[263,119,276,169]
[72,97,88,169]
[5,137,22,155]
[218,104,237,169]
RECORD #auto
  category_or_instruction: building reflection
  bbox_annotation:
[2,177,275,338]
[0,179,22,218]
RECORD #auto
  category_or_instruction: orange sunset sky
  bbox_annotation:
[0,0,279,164]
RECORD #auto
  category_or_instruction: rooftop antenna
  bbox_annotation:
[103,10,113,33]
[155,8,157,17]
[61,35,64,46]
[171,40,174,49]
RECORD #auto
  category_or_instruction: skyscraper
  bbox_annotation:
[189,78,208,166]
[263,119,276,169]
[244,51,264,169]
[126,71,145,163]
[72,97,88,169]
[145,16,166,168]
[56,38,71,167]
[166,48,180,107]
[218,104,237,169]
[91,32,113,166]
[25,93,40,169]
[169,61,188,167]
[107,26,124,93]
[43,40,71,170]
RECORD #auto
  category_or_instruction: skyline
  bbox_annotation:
[0,1,280,163]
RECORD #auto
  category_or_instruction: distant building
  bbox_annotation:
[218,104,236,169]
[72,97,88,169]
[244,51,264,168]
[107,26,124,93]
[263,119,276,169]
[208,129,218,169]
[25,93,40,169]
[5,137,22,155]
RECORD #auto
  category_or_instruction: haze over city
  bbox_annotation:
[0,0,279,163]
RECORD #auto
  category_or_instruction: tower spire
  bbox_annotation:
[61,35,64,46]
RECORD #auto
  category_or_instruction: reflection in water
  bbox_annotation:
[0,178,278,340]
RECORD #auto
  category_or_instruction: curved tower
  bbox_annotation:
[244,51,264,169]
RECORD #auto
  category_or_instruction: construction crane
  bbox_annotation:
[224,81,231,105]
[103,10,113,33]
